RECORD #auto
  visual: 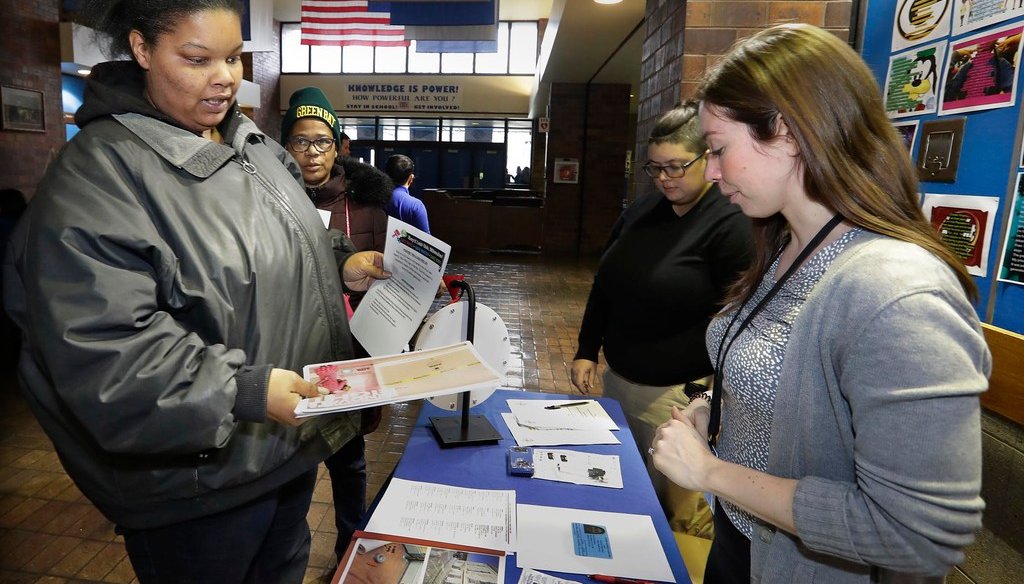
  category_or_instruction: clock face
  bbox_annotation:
[413,301,510,410]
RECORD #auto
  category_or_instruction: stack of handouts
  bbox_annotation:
[501,399,620,447]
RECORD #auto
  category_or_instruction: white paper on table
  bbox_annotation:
[516,568,583,584]
[507,399,617,431]
[364,478,517,552]
[501,413,620,447]
[515,504,673,582]
[532,449,623,489]
[350,217,451,357]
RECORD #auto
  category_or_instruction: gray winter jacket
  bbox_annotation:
[2,61,359,528]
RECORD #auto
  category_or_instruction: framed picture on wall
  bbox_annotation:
[1,85,45,132]
[883,41,947,119]
[891,0,951,52]
[892,120,920,155]
[952,0,1024,37]
[938,22,1023,116]
[921,193,1000,277]
[997,173,1024,286]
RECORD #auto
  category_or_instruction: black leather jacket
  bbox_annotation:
[2,61,359,528]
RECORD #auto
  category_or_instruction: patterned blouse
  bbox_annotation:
[705,228,862,538]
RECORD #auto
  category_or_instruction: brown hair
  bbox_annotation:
[697,23,976,303]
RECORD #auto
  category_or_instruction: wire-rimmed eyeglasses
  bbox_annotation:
[287,137,336,154]
[641,149,708,179]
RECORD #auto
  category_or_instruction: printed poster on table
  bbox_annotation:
[884,41,947,118]
[335,531,505,584]
[998,173,1024,285]
[891,0,953,52]
[952,0,1024,36]
[939,22,1023,115]
[922,193,1001,276]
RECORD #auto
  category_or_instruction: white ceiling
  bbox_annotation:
[273,0,644,115]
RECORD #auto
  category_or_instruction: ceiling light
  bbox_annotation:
[593,0,623,4]
[77,68,91,76]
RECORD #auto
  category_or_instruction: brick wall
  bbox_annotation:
[542,82,631,255]
[633,0,852,203]
[0,0,64,199]
[242,20,283,139]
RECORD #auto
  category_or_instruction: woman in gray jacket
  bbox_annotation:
[651,24,989,584]
[2,1,387,582]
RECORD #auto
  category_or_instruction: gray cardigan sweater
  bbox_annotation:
[746,233,990,583]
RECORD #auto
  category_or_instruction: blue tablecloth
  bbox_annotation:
[386,389,691,583]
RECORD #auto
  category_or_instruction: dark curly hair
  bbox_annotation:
[76,0,244,60]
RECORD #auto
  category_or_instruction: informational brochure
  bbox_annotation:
[295,342,501,417]
[364,478,517,552]
[350,217,451,357]
[334,531,506,584]
[532,449,623,489]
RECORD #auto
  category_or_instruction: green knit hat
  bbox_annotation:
[281,87,341,145]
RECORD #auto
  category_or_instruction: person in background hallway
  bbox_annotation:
[571,101,753,538]
[0,188,26,370]
[384,154,430,233]
[339,131,352,158]
[281,86,392,564]
[2,2,388,582]
[652,24,989,584]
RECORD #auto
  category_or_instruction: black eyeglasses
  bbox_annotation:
[641,149,708,178]
[287,137,336,154]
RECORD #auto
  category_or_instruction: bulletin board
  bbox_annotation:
[861,0,1024,333]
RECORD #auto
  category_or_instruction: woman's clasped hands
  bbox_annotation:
[650,401,719,493]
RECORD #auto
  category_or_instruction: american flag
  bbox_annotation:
[300,0,409,47]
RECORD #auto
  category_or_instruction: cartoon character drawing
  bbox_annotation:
[903,53,938,110]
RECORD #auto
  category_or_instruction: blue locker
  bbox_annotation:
[441,148,473,188]
[475,148,506,189]
[409,146,440,196]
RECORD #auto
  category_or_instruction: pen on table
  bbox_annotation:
[588,575,655,584]
[544,401,591,410]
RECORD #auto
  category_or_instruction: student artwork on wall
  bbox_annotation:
[952,0,1024,37]
[884,41,947,118]
[922,193,1001,276]
[939,22,1023,115]
[998,173,1024,285]
[892,119,920,154]
[891,0,952,52]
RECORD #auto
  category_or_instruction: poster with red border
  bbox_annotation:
[922,193,1001,276]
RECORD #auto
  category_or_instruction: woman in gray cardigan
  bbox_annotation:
[650,24,990,584]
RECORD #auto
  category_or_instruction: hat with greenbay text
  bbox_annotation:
[281,87,341,145]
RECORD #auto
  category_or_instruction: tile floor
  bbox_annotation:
[0,251,604,583]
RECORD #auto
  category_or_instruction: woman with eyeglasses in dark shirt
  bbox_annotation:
[571,101,753,538]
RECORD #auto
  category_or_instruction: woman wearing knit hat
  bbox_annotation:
[282,86,394,565]
[282,87,392,253]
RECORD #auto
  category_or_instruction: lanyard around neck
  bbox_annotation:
[707,213,844,447]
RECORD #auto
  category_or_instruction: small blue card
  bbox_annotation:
[571,522,612,559]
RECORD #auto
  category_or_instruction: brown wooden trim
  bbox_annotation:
[981,324,1024,426]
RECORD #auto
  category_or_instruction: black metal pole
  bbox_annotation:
[450,280,476,436]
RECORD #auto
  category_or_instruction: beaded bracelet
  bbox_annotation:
[689,392,712,406]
